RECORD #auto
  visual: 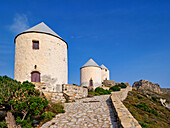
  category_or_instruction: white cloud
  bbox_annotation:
[9,14,29,34]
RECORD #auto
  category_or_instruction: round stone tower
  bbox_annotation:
[80,58,102,89]
[14,22,68,91]
[101,64,110,82]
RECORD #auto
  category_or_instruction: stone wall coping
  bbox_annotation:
[32,82,46,84]
[63,84,85,88]
[111,87,142,128]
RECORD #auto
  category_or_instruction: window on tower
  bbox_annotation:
[32,40,39,49]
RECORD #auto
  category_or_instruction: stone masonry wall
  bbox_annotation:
[101,69,110,82]
[80,66,102,88]
[111,86,142,128]
[34,82,88,103]
[62,84,88,100]
[15,32,68,92]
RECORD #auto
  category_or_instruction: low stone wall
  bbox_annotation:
[111,86,142,128]
[103,80,115,86]
[112,86,132,101]
[33,82,88,103]
[62,84,88,99]
[44,92,66,103]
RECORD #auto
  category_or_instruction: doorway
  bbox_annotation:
[31,71,40,82]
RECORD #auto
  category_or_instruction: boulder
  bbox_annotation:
[132,80,162,94]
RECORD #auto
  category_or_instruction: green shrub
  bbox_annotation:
[151,109,158,116]
[41,112,55,122]
[95,87,111,95]
[120,83,127,88]
[137,95,143,99]
[55,104,65,113]
[139,122,150,128]
[109,86,120,91]
[136,103,158,116]
[16,117,32,128]
[0,75,48,127]
[151,97,157,102]
[0,120,7,128]
[88,91,100,96]
[136,103,150,112]
[47,102,65,114]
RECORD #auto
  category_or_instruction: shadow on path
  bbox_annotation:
[106,96,121,128]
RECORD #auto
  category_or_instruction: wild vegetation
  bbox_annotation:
[0,76,65,128]
[123,89,170,128]
[88,83,127,96]
[88,87,111,96]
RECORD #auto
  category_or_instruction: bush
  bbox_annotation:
[136,103,158,116]
[137,95,143,99]
[120,83,127,88]
[139,122,150,128]
[95,87,111,95]
[136,103,150,112]
[88,91,100,96]
[55,104,65,113]
[151,97,157,102]
[0,120,7,128]
[47,102,65,114]
[109,86,120,91]
[41,112,55,122]
[16,117,32,128]
[0,75,49,127]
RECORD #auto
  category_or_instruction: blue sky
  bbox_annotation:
[0,0,170,88]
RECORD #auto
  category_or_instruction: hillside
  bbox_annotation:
[123,90,170,128]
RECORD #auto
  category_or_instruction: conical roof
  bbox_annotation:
[101,64,108,69]
[14,22,68,47]
[81,58,100,68]
[25,22,61,38]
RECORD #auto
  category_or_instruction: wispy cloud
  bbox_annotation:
[9,14,29,34]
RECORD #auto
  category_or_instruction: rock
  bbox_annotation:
[160,88,170,94]
[132,80,162,94]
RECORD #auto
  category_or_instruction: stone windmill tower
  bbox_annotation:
[101,64,110,82]
[80,58,102,89]
[14,22,68,92]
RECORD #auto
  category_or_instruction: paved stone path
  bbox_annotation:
[41,95,119,128]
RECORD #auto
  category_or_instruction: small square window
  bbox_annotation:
[33,40,39,49]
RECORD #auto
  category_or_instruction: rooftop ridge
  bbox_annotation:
[81,58,100,68]
[101,64,108,69]
[24,22,61,38]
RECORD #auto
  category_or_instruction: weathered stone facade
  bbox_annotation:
[80,66,102,89]
[62,84,88,99]
[80,58,110,89]
[34,82,88,103]
[101,64,110,82]
[14,22,68,92]
[103,80,116,86]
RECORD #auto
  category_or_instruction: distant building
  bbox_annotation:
[14,22,68,92]
[101,64,110,82]
[80,58,110,89]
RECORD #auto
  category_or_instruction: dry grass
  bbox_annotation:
[123,90,170,128]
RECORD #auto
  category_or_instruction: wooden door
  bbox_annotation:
[31,71,40,82]
[89,79,93,86]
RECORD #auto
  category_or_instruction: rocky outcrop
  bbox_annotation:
[160,88,170,94]
[132,80,162,94]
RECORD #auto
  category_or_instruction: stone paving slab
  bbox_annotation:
[41,95,119,128]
